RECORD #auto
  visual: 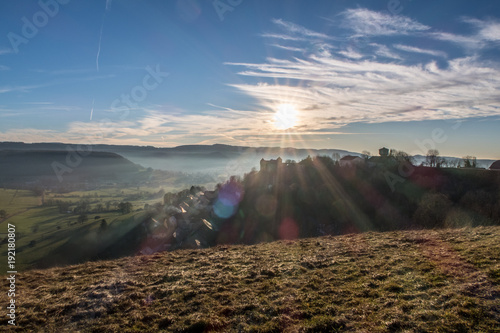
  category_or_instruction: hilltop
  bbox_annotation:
[1,226,499,332]
[0,150,141,187]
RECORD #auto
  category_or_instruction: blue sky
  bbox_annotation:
[1,0,499,158]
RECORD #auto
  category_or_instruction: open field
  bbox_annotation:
[0,187,168,271]
[0,189,40,217]
[1,226,499,332]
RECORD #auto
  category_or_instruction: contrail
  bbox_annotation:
[90,98,95,120]
[96,22,104,72]
[96,0,112,72]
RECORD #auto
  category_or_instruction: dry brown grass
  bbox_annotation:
[1,226,499,332]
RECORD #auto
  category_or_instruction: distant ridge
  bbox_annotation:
[0,142,354,173]
[0,141,351,156]
[0,142,496,170]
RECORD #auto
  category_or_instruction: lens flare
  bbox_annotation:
[214,181,244,219]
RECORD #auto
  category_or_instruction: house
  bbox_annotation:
[379,147,389,157]
[367,147,397,168]
[490,160,500,170]
[339,155,364,167]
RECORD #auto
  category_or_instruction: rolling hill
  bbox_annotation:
[0,142,354,173]
[0,150,142,186]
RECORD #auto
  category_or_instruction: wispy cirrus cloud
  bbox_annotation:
[431,18,500,49]
[228,54,500,126]
[338,9,499,53]
[370,44,402,60]
[0,65,9,71]
[430,32,481,49]
[224,13,500,133]
[0,48,12,55]
[33,68,96,76]
[55,106,283,147]
[341,8,430,36]
[0,84,46,94]
[269,44,305,53]
[0,74,114,94]
[0,129,61,143]
[271,18,332,40]
[0,103,81,120]
[261,33,306,42]
[393,44,447,58]
[338,47,364,59]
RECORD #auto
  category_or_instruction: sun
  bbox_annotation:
[274,103,298,130]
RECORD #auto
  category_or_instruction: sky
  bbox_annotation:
[0,0,499,159]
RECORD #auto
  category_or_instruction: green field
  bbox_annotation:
[0,189,40,216]
[0,187,169,271]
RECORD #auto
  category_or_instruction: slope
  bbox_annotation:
[1,226,499,332]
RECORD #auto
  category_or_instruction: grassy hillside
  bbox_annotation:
[1,226,499,332]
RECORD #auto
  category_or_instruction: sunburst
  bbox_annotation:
[274,103,298,130]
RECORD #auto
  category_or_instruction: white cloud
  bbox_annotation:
[271,18,332,40]
[393,44,447,58]
[226,46,500,130]
[342,8,430,36]
[0,129,61,143]
[338,47,364,59]
[431,19,500,49]
[269,44,305,52]
[464,18,500,41]
[38,105,286,147]
[261,33,306,41]
[430,32,480,48]
[479,22,500,41]
[221,16,500,134]
[370,44,402,60]
[0,65,9,71]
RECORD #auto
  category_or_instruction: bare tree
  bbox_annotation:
[391,150,414,164]
[426,149,440,167]
[462,156,477,168]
